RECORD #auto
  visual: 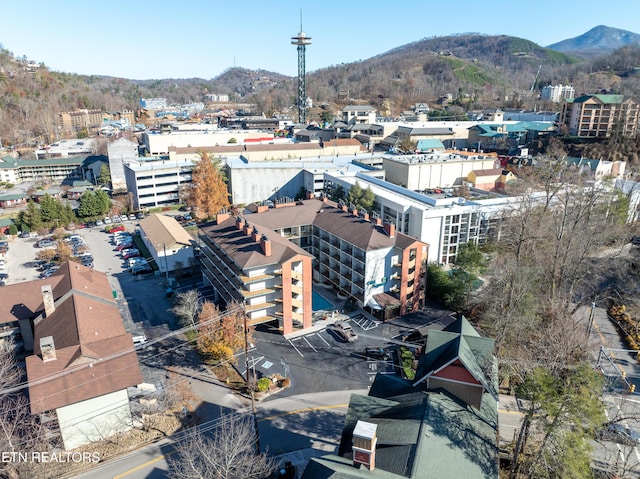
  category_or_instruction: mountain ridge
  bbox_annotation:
[547,25,640,57]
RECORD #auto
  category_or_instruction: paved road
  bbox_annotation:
[69,389,361,479]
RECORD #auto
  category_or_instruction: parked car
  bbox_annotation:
[39,269,57,279]
[0,273,8,281]
[364,347,393,361]
[122,250,140,260]
[18,231,30,238]
[131,264,153,275]
[103,217,112,224]
[183,214,192,221]
[136,212,145,219]
[85,221,96,228]
[111,215,120,223]
[327,321,358,342]
[185,221,197,227]
[116,242,133,251]
[128,256,147,265]
[597,423,640,446]
[0,241,8,250]
[95,219,104,226]
[114,236,133,246]
[128,214,137,221]
[108,224,126,233]
[36,239,56,248]
[175,215,184,222]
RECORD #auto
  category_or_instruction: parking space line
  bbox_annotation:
[303,336,318,352]
[317,332,331,346]
[288,339,304,357]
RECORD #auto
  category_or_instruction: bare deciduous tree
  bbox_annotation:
[171,289,202,328]
[169,413,274,479]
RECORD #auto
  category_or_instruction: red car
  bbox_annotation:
[115,242,133,251]
[108,225,126,233]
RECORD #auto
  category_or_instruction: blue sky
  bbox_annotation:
[1,0,639,80]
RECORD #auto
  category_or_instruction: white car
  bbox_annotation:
[128,214,137,221]
[104,217,112,224]
[96,219,104,226]
[114,235,133,245]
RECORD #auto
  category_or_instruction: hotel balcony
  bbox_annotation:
[241,287,275,299]
[245,301,276,313]
[247,315,277,327]
[239,273,275,284]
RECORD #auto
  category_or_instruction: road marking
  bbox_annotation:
[112,450,176,478]
[317,333,331,346]
[287,339,304,357]
[303,336,318,352]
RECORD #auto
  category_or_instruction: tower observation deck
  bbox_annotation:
[291,29,311,124]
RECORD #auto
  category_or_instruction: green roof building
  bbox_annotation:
[301,316,499,479]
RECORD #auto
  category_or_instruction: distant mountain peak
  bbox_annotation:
[547,25,640,57]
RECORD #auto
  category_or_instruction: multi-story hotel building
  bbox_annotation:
[123,158,194,210]
[58,109,104,135]
[559,94,640,138]
[199,199,428,334]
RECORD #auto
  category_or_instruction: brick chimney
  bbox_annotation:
[251,226,260,242]
[243,220,251,236]
[341,204,348,212]
[41,285,55,317]
[352,420,378,471]
[216,212,230,224]
[235,216,243,230]
[360,209,369,221]
[306,190,314,199]
[383,222,395,238]
[260,234,272,257]
[40,336,57,362]
[373,216,382,226]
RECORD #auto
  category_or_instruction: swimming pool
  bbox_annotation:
[312,290,334,312]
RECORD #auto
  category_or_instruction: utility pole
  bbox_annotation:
[243,306,260,453]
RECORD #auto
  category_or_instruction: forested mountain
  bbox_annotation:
[2,29,640,150]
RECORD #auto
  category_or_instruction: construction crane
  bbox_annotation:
[530,64,542,92]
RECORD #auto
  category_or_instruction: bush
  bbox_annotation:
[8,224,18,236]
[256,377,271,392]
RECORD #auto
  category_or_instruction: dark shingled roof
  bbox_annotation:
[26,262,143,414]
[199,217,313,269]
[202,200,424,270]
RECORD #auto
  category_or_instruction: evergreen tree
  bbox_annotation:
[94,189,111,215]
[39,194,59,224]
[77,190,98,218]
[22,200,42,230]
[346,182,375,211]
[97,164,111,186]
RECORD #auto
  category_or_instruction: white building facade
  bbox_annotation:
[124,158,194,210]
[541,84,575,103]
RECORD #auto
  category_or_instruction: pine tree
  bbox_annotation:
[77,190,98,218]
[189,151,230,217]
[97,164,111,186]
[94,189,111,215]
[22,200,42,230]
